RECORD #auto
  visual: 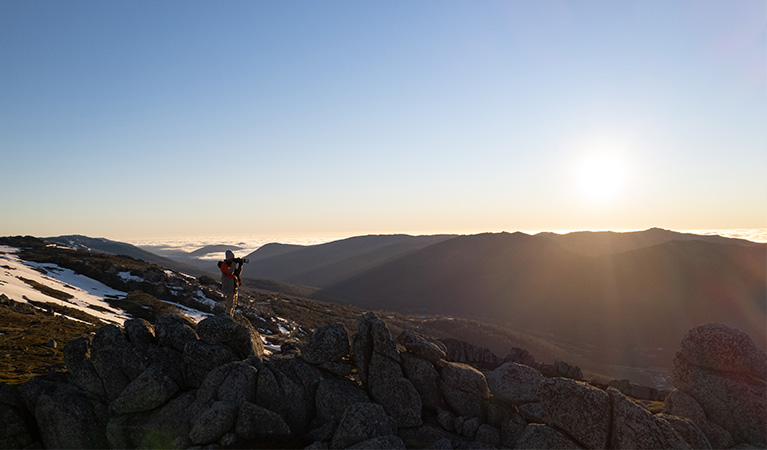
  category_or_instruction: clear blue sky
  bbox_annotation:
[2,0,765,239]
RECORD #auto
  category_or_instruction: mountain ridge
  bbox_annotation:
[45,235,205,276]
[313,233,765,369]
[243,234,457,286]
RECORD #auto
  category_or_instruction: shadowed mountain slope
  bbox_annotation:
[244,234,456,286]
[188,244,242,257]
[313,232,766,368]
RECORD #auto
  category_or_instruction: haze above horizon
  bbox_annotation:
[2,1,765,239]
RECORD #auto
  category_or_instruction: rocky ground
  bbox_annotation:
[1,313,764,449]
[3,236,764,449]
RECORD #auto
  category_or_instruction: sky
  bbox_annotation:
[2,0,765,240]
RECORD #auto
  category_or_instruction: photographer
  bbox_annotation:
[220,250,244,316]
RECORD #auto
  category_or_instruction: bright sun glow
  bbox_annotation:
[576,154,626,203]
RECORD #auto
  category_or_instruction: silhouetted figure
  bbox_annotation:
[220,250,243,316]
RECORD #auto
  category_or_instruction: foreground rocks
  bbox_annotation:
[1,314,764,449]
[669,322,767,447]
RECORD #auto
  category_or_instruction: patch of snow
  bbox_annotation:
[0,245,129,325]
[159,299,211,324]
[260,335,280,355]
[273,316,296,335]
[118,271,145,283]
[167,286,183,296]
[193,290,217,307]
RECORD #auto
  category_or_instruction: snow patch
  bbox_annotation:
[160,300,211,324]
[193,290,217,307]
[118,271,145,283]
[260,335,280,355]
[0,245,129,325]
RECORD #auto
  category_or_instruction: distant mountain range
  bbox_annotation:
[44,235,206,276]
[243,234,456,286]
[244,228,766,368]
[41,229,766,371]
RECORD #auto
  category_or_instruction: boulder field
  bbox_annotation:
[0,312,764,449]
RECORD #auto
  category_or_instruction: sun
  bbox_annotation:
[576,154,626,203]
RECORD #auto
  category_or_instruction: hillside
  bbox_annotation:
[45,235,206,276]
[243,234,456,286]
[315,232,766,369]
[1,235,626,387]
[3,231,763,388]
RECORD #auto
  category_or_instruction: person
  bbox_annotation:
[220,250,243,316]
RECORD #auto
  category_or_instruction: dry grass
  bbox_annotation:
[0,295,99,385]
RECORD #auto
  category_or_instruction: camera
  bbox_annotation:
[236,258,249,264]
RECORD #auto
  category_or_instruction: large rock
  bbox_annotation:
[106,392,197,449]
[255,356,323,434]
[538,377,610,449]
[188,400,239,445]
[183,339,236,387]
[672,323,766,447]
[90,324,129,354]
[371,376,422,427]
[195,362,239,406]
[111,365,180,414]
[486,362,544,404]
[475,424,501,447]
[235,401,291,439]
[352,313,401,386]
[553,359,583,380]
[63,336,106,398]
[144,345,185,387]
[665,389,734,449]
[369,317,400,361]
[401,352,443,411]
[155,314,198,353]
[0,383,35,449]
[441,338,499,366]
[315,377,371,424]
[196,313,265,359]
[348,434,405,449]
[124,317,156,347]
[397,329,447,363]
[89,329,147,402]
[330,402,395,449]
[500,414,528,448]
[216,361,258,404]
[673,351,766,446]
[351,313,376,385]
[658,413,712,450]
[438,360,490,418]
[35,383,109,449]
[608,387,691,449]
[353,314,421,427]
[515,424,580,449]
[680,322,766,380]
[303,323,350,365]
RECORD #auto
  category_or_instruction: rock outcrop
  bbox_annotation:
[670,322,767,447]
[1,313,764,449]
